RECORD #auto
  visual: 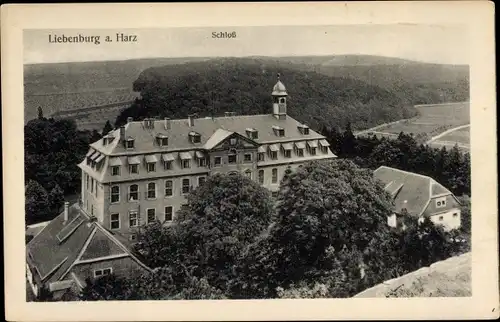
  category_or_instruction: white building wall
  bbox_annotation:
[429,208,461,231]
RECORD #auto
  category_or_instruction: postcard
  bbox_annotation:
[2,2,498,321]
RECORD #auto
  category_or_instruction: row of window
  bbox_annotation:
[110,177,206,203]
[109,145,328,177]
[109,206,174,230]
[85,174,99,197]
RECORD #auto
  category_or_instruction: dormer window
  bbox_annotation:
[102,135,115,146]
[246,128,259,140]
[156,134,168,147]
[189,131,201,144]
[272,126,285,137]
[125,138,135,149]
[298,124,310,135]
[230,138,237,145]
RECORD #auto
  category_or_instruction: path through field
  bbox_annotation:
[426,124,470,145]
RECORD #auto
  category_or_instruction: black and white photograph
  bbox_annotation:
[2,2,498,321]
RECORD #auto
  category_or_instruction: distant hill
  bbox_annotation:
[24,55,469,130]
[116,58,419,131]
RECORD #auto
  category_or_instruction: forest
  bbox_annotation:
[37,160,470,301]
[24,108,101,225]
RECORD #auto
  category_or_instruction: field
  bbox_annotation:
[357,102,470,151]
[377,102,469,136]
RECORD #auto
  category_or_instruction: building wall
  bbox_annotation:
[70,256,146,282]
[428,209,461,231]
[422,194,461,217]
[100,174,208,234]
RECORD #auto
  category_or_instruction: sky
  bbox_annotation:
[24,24,469,65]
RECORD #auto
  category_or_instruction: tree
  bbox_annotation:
[134,172,274,294]
[37,106,44,120]
[102,120,113,135]
[241,159,395,297]
[79,275,136,301]
[25,180,51,225]
[48,184,64,214]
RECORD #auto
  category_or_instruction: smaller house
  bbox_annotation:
[26,202,151,300]
[374,166,461,231]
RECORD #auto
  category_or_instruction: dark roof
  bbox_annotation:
[374,166,453,217]
[27,205,93,283]
[90,114,324,156]
[26,204,150,285]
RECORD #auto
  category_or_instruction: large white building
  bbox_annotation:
[78,76,337,239]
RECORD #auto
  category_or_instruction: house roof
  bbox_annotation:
[89,114,325,157]
[26,203,150,285]
[373,166,453,217]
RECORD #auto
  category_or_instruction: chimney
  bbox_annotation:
[63,201,69,222]
[188,114,196,127]
[119,125,125,142]
[164,117,171,130]
[127,117,133,124]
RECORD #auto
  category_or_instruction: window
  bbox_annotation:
[272,168,278,183]
[126,139,134,149]
[245,170,252,179]
[111,166,120,176]
[296,148,304,157]
[230,138,237,145]
[214,156,222,167]
[164,161,172,170]
[128,184,139,201]
[436,198,447,208]
[244,153,252,162]
[159,137,168,146]
[110,213,120,230]
[129,164,138,174]
[191,134,201,143]
[453,213,458,217]
[129,212,138,227]
[94,268,112,278]
[228,154,237,164]
[182,160,191,169]
[258,170,264,184]
[147,182,156,199]
[284,150,291,158]
[147,208,156,224]
[270,151,278,160]
[198,158,206,167]
[165,180,173,197]
[310,147,317,156]
[321,146,328,154]
[198,176,206,186]
[110,186,120,203]
[271,191,279,198]
[147,163,156,172]
[279,98,285,104]
[86,174,89,190]
[258,153,265,162]
[182,178,190,194]
[439,216,444,221]
[303,128,309,135]
[91,205,94,216]
[164,206,173,222]
[90,178,94,193]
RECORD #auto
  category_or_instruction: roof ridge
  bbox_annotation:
[376,166,432,180]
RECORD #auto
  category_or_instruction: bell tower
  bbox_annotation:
[272,73,288,120]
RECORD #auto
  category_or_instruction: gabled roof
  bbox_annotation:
[374,166,453,217]
[90,114,325,156]
[26,204,150,285]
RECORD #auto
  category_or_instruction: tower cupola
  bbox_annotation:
[272,73,288,120]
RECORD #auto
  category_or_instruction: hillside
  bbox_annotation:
[24,55,469,130]
[23,57,211,122]
[116,58,419,131]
